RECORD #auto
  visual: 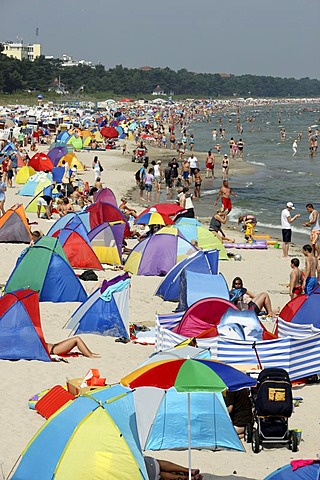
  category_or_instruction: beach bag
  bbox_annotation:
[135,169,141,182]
[99,162,104,172]
[79,270,98,281]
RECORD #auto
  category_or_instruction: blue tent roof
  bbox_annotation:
[264,461,320,479]
[66,274,130,337]
[47,211,90,237]
[155,250,218,302]
[177,271,229,312]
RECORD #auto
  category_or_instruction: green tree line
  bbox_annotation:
[1,47,320,98]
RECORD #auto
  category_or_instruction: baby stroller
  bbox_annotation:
[245,367,298,453]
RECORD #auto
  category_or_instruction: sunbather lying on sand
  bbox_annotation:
[46,336,100,358]
[144,456,203,480]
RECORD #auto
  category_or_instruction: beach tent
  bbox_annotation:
[67,134,83,150]
[47,146,68,166]
[66,274,130,337]
[29,152,54,172]
[25,184,53,214]
[219,308,264,341]
[10,384,148,480]
[264,460,320,479]
[173,297,238,338]
[124,226,197,276]
[47,212,90,237]
[51,166,65,183]
[0,289,51,361]
[155,249,219,302]
[19,172,52,196]
[56,131,71,144]
[177,271,229,312]
[133,387,243,452]
[85,201,130,236]
[52,217,103,270]
[15,165,36,184]
[172,220,229,259]
[0,204,31,243]
[58,152,84,171]
[279,286,320,329]
[5,237,87,303]
[93,187,117,206]
[88,221,125,265]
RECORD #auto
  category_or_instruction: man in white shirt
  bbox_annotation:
[281,202,300,257]
[187,153,198,182]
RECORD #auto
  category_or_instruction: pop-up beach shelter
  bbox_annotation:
[88,221,125,265]
[29,152,54,172]
[85,201,130,236]
[0,289,50,361]
[279,286,320,329]
[52,217,103,270]
[173,297,238,338]
[47,146,68,166]
[177,271,229,312]
[172,219,229,260]
[10,384,148,480]
[0,204,32,243]
[5,237,87,303]
[264,460,320,480]
[19,172,52,196]
[133,387,243,452]
[47,211,90,237]
[15,165,36,184]
[67,134,83,150]
[66,274,130,337]
[155,249,219,302]
[124,227,197,276]
[58,152,84,170]
[93,187,117,206]
[56,131,71,144]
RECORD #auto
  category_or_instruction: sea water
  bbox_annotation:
[187,102,320,245]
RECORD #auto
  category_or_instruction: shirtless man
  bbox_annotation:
[303,203,320,256]
[289,258,303,299]
[214,180,238,214]
[58,197,74,217]
[302,244,319,295]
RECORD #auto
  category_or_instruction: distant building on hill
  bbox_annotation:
[48,78,69,95]
[139,65,154,71]
[1,40,41,61]
[152,85,165,96]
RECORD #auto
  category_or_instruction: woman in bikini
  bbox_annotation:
[47,336,100,358]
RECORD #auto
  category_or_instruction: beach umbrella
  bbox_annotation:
[264,459,320,479]
[121,358,256,480]
[135,211,174,226]
[100,126,119,138]
[9,384,148,480]
[135,203,184,220]
[137,345,211,369]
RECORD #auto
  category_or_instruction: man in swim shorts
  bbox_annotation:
[302,244,319,295]
[214,180,238,214]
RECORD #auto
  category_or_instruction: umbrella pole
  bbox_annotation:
[188,392,192,480]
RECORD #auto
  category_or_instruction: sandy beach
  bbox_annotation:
[0,140,319,480]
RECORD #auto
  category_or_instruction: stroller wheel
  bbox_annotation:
[289,431,299,453]
[252,429,261,454]
[244,422,253,443]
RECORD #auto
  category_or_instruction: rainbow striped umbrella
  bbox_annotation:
[134,211,174,226]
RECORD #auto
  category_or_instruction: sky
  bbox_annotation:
[1,0,320,80]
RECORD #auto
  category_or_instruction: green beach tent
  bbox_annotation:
[5,237,87,303]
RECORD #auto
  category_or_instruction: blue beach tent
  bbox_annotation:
[155,249,219,302]
[177,271,229,312]
[264,460,320,479]
[5,237,87,303]
[66,273,130,337]
[134,387,244,452]
[47,211,90,237]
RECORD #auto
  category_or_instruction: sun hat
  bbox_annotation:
[224,154,228,157]
[287,202,295,209]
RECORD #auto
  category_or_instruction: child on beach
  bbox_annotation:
[289,258,303,299]
[244,219,256,243]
